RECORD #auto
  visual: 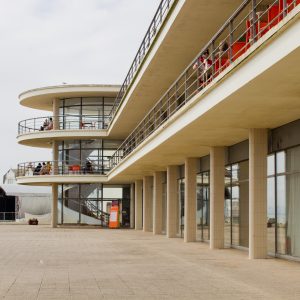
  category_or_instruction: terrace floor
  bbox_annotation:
[0,225,299,299]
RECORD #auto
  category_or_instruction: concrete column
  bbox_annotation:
[210,147,225,249]
[249,129,268,259]
[53,98,60,130]
[135,180,143,230]
[167,166,178,238]
[130,183,135,229]
[153,171,163,235]
[51,183,58,228]
[52,141,59,175]
[184,158,197,242]
[143,176,153,232]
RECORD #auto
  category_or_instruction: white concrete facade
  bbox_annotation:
[16,2,300,261]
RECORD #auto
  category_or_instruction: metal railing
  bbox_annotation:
[62,198,111,226]
[18,115,111,135]
[83,200,110,226]
[17,160,111,177]
[109,0,300,169]
[0,212,19,221]
[109,0,176,120]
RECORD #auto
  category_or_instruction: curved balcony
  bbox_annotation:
[18,115,110,134]
[16,161,109,185]
[17,115,110,147]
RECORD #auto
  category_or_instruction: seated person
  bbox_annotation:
[46,118,53,130]
[46,161,52,175]
[33,163,42,175]
[43,118,49,130]
[85,160,93,174]
[39,162,47,175]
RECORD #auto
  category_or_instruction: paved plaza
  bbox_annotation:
[0,225,300,299]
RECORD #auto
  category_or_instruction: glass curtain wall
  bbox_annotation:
[58,140,121,174]
[224,161,249,248]
[58,184,130,226]
[196,172,210,242]
[268,147,300,258]
[59,97,115,129]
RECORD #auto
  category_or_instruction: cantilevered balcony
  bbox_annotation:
[16,160,109,185]
[17,115,110,147]
[108,0,300,171]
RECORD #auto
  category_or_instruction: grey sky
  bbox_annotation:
[0,0,160,178]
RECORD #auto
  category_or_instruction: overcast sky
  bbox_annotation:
[0,0,160,178]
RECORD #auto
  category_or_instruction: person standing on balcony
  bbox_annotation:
[193,49,212,88]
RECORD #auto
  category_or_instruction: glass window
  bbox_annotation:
[58,97,115,129]
[276,151,286,174]
[59,183,130,226]
[196,172,210,242]
[82,98,102,106]
[267,154,275,176]
[285,146,300,257]
[64,98,81,107]
[267,177,276,254]
[277,175,287,255]
[224,161,249,248]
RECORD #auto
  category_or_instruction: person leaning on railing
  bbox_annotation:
[192,49,212,88]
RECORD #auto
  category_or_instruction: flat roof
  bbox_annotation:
[19,84,120,111]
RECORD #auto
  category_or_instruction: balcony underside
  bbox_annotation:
[109,0,243,138]
[16,175,107,186]
[108,16,300,182]
[17,130,109,148]
[19,85,120,111]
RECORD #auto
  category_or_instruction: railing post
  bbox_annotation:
[210,40,215,80]
[251,0,257,44]
[184,72,187,103]
[283,0,287,17]
[229,20,233,63]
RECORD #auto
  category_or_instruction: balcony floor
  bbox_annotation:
[0,224,299,299]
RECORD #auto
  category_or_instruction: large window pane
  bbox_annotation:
[267,177,276,254]
[277,175,287,255]
[196,172,210,242]
[286,147,300,257]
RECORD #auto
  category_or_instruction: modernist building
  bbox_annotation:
[17,0,300,260]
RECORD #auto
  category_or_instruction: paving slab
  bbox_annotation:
[0,225,300,299]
